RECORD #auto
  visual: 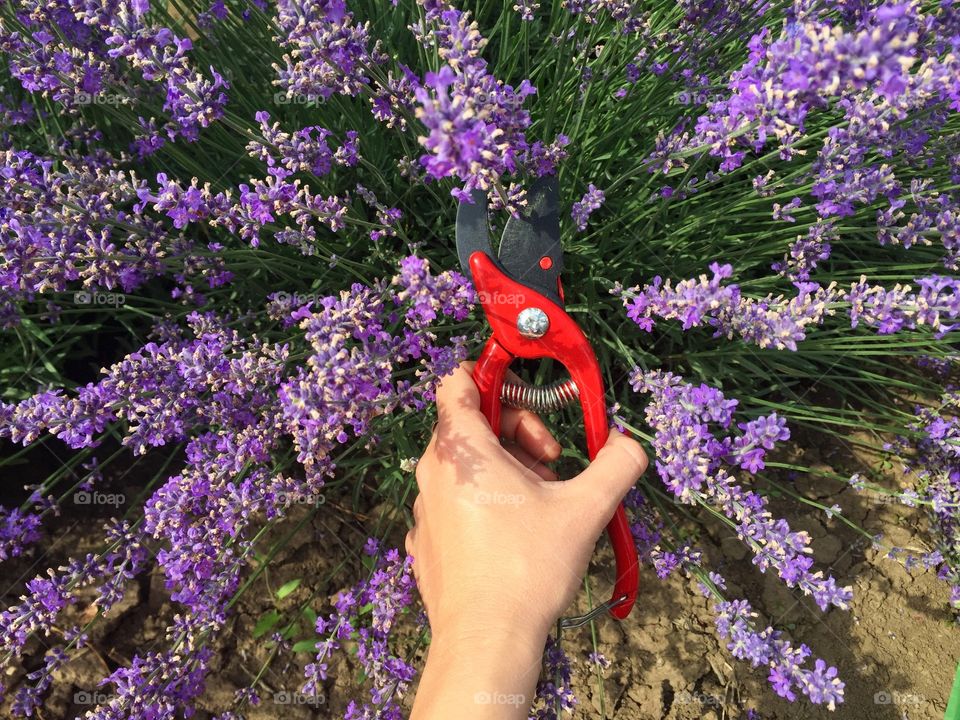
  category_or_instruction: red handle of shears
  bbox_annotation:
[468,252,639,620]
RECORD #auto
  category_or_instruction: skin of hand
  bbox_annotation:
[407,362,648,719]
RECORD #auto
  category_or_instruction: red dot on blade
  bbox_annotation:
[539,256,553,270]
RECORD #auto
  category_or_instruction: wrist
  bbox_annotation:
[431,608,552,650]
[429,620,549,670]
[411,623,549,719]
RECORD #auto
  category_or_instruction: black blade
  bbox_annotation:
[497,176,564,307]
[455,188,495,277]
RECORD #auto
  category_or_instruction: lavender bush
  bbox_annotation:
[0,0,958,716]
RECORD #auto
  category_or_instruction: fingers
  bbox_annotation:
[436,363,562,461]
[503,442,559,482]
[434,362,497,438]
[500,407,561,462]
[568,429,648,519]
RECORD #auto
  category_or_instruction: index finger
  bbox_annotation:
[434,362,496,438]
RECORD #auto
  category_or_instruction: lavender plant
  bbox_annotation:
[0,0,958,716]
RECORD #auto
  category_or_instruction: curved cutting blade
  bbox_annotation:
[498,176,563,307]
[455,189,494,277]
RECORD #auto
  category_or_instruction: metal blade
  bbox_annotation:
[455,188,494,277]
[497,176,564,307]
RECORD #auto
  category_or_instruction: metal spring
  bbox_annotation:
[500,378,580,414]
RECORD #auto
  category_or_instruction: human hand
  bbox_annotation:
[406,362,647,719]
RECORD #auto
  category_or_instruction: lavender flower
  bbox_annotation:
[879,389,960,613]
[620,261,960,349]
[0,506,42,561]
[248,112,361,176]
[1,258,475,715]
[529,636,576,719]
[571,184,604,231]
[411,1,539,196]
[304,543,416,717]
[773,221,835,282]
[514,0,539,20]
[772,197,802,223]
[272,0,384,102]
[712,594,844,708]
[631,369,853,611]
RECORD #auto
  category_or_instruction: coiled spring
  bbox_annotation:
[500,378,580,414]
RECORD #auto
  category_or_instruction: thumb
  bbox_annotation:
[569,429,648,521]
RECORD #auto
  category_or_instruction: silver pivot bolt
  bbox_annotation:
[516,307,549,338]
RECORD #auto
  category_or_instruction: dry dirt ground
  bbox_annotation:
[2,429,958,720]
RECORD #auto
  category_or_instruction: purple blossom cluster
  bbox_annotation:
[0,148,225,324]
[630,369,853,613]
[878,179,960,270]
[0,258,474,716]
[647,1,960,272]
[135,113,366,251]
[409,0,570,204]
[272,0,385,103]
[618,262,838,351]
[773,221,836,282]
[355,185,404,242]
[618,262,960,349]
[303,539,417,719]
[848,275,960,336]
[248,112,360,176]
[622,486,664,560]
[2,521,150,714]
[412,8,534,198]
[528,636,576,719]
[0,0,228,153]
[660,1,940,171]
[571,184,605,231]
[0,0,956,712]
[883,387,960,612]
[698,575,844,708]
[642,548,845,707]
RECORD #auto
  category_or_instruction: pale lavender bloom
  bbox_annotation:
[772,197,803,222]
[248,112,361,176]
[847,275,960,336]
[571,184,604,231]
[711,591,844,708]
[587,651,610,669]
[773,221,835,282]
[514,0,539,20]
[0,506,43,561]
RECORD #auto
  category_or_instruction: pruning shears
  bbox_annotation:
[455,176,639,624]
